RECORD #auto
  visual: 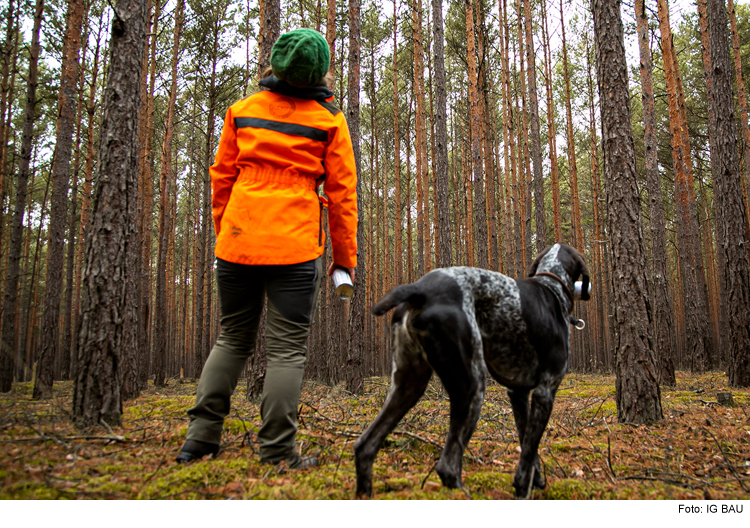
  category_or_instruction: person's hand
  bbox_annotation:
[327,263,355,282]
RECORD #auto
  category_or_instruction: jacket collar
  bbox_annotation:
[259,75,334,102]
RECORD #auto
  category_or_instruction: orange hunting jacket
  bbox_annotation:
[210,77,358,268]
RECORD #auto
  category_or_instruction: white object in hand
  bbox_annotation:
[332,269,353,300]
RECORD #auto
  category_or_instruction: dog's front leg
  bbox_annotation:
[354,356,432,497]
[512,377,560,497]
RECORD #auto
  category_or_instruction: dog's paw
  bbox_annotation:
[436,464,462,489]
[513,468,545,497]
[355,478,373,498]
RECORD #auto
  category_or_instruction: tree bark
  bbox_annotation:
[466,0,487,269]
[706,0,750,387]
[63,20,90,381]
[34,0,87,399]
[73,9,105,384]
[138,0,160,387]
[432,0,451,268]
[726,0,750,297]
[152,0,184,390]
[346,0,364,394]
[593,0,662,423]
[635,0,675,386]
[657,0,712,373]
[542,0,561,243]
[0,0,18,247]
[392,1,402,284]
[73,0,148,427]
[258,0,280,72]
[523,0,545,252]
[0,0,44,392]
[413,0,426,276]
[561,0,582,252]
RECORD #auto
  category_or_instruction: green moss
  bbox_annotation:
[464,470,512,491]
[545,479,608,499]
[97,464,126,473]
[383,477,411,491]
[3,481,61,499]
[223,419,250,436]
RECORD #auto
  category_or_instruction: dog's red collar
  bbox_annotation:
[532,271,574,305]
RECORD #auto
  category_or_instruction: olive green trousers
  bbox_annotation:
[185,257,322,463]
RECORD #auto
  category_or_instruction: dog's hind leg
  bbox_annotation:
[354,319,432,497]
[507,388,544,492]
[433,370,485,489]
[419,308,485,490]
[511,373,561,497]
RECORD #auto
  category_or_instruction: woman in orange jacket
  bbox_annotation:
[177,29,357,468]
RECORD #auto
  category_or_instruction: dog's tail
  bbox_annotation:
[371,284,427,316]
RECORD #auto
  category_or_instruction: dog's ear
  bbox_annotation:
[528,246,551,277]
[574,250,591,301]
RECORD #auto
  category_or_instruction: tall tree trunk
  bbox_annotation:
[542,0,561,243]
[635,0,675,386]
[63,22,90,381]
[584,31,610,370]
[593,0,662,423]
[346,0,364,394]
[73,0,148,427]
[726,0,750,252]
[259,0,280,72]
[432,0,451,268]
[697,0,728,365]
[477,10,498,271]
[34,0,86,399]
[657,0,712,373]
[561,0,582,251]
[326,0,336,76]
[392,1,402,284]
[466,0,487,268]
[0,0,43,392]
[0,0,18,247]
[406,110,413,281]
[138,0,160,387]
[523,0,545,251]
[517,7,531,271]
[20,169,49,382]
[153,0,183,390]
[73,10,105,383]
[501,0,519,276]
[413,0,426,276]
[706,0,750,387]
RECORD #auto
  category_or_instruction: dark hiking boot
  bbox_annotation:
[175,439,220,463]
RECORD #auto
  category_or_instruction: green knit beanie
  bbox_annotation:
[271,29,330,87]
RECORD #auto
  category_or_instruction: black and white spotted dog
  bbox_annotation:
[354,243,590,498]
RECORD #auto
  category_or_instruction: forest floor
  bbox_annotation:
[0,371,748,500]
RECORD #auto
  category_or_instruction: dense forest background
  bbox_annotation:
[0,0,749,419]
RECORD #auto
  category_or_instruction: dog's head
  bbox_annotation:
[529,243,591,301]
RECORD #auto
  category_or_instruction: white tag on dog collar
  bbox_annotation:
[573,281,592,300]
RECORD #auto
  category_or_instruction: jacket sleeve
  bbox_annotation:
[323,114,358,269]
[210,107,239,236]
